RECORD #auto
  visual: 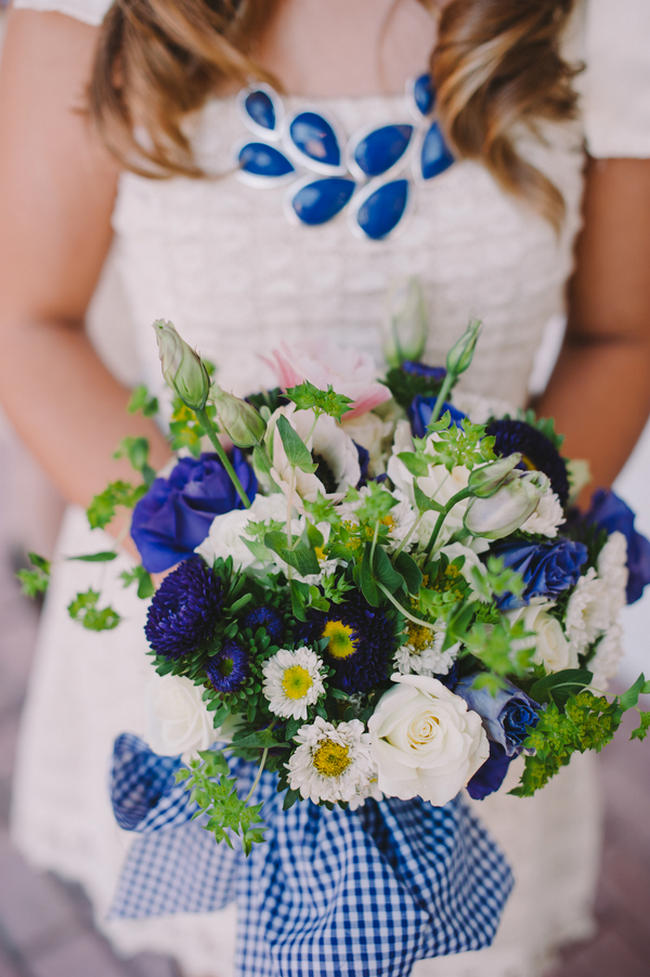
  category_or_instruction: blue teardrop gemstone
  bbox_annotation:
[356,179,410,240]
[243,90,277,131]
[421,122,454,180]
[289,112,341,167]
[238,143,295,178]
[291,177,356,225]
[413,73,435,116]
[352,124,414,178]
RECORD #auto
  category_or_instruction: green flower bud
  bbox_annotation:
[446,318,482,378]
[212,385,266,448]
[153,319,210,411]
[467,454,522,498]
[463,475,541,539]
[383,277,428,368]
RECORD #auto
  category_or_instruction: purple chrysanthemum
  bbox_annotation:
[312,592,396,694]
[486,418,569,505]
[206,641,249,693]
[145,556,223,660]
[243,606,284,643]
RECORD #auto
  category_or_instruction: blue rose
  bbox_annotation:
[408,395,467,438]
[455,675,540,757]
[492,538,588,609]
[466,742,512,801]
[131,450,257,572]
[583,489,650,604]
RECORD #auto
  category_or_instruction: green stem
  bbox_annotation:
[195,407,251,509]
[428,371,455,428]
[425,486,473,557]
[376,582,437,632]
[244,747,269,804]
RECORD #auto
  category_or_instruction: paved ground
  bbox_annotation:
[0,450,649,977]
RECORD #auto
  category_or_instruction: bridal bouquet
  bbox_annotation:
[20,297,650,855]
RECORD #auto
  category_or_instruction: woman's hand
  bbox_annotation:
[538,157,650,497]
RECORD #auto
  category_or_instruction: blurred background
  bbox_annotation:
[0,4,649,976]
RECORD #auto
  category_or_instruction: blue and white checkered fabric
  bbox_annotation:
[110,733,513,977]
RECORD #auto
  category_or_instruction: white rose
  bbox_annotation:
[145,675,216,762]
[341,412,393,477]
[368,674,489,806]
[508,601,577,672]
[196,493,286,570]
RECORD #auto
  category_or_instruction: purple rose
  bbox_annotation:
[408,396,467,438]
[455,675,539,758]
[131,451,257,572]
[492,538,588,609]
[583,489,650,604]
[467,742,512,801]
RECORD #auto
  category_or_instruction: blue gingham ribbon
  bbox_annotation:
[110,733,513,977]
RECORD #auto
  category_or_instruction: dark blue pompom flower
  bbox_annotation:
[493,538,588,609]
[308,593,396,694]
[145,556,223,660]
[455,675,539,758]
[408,396,467,438]
[583,489,650,604]
[486,419,569,506]
[466,742,512,801]
[131,450,257,573]
[206,642,249,693]
[243,606,284,644]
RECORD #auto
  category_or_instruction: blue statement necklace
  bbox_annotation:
[234,73,454,241]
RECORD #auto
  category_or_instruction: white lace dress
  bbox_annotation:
[10,0,650,975]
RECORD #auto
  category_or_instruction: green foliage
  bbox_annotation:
[168,400,217,457]
[177,750,267,855]
[86,480,147,530]
[67,589,121,631]
[16,551,50,598]
[120,565,155,599]
[425,417,496,470]
[630,711,650,742]
[114,436,156,487]
[246,387,286,415]
[514,408,565,450]
[127,384,159,417]
[285,380,353,422]
[470,555,525,602]
[275,415,317,473]
[66,551,118,563]
[383,365,445,411]
[463,616,535,677]
[511,691,621,797]
[529,668,593,709]
[264,530,320,576]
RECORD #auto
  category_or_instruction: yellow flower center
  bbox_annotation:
[521,454,536,471]
[312,739,351,778]
[323,620,358,659]
[314,545,327,562]
[406,623,433,654]
[381,514,396,531]
[281,665,313,700]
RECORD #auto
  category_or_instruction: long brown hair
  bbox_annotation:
[89,0,579,226]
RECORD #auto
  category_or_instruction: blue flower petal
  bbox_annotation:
[291,177,356,226]
[421,122,454,180]
[289,112,341,167]
[356,179,410,240]
[352,124,414,178]
[413,72,435,116]
[238,143,295,179]
[243,89,277,131]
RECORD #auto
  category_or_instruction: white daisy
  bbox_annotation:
[565,568,609,656]
[287,716,376,805]
[394,623,460,677]
[262,647,326,721]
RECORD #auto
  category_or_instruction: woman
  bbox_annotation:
[1,0,649,974]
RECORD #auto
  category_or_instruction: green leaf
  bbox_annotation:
[16,551,51,598]
[128,384,159,417]
[285,380,353,421]
[86,480,147,530]
[630,711,650,742]
[66,551,118,563]
[529,668,593,709]
[251,444,272,479]
[393,551,423,595]
[619,673,650,711]
[413,482,443,513]
[67,589,121,631]
[276,415,317,473]
[372,545,404,595]
[358,544,380,606]
[397,451,431,477]
[263,530,319,576]
[120,565,155,599]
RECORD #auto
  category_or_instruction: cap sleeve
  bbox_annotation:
[582,0,650,158]
[11,0,111,26]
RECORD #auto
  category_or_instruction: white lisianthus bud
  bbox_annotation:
[383,277,428,368]
[467,454,522,498]
[212,385,266,448]
[153,319,210,411]
[464,474,541,539]
[446,318,481,377]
